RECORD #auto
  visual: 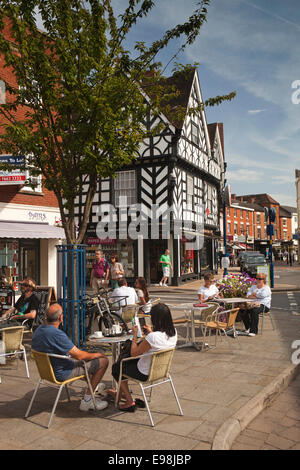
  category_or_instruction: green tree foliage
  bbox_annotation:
[0,0,235,243]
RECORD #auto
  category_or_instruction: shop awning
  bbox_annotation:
[0,222,65,239]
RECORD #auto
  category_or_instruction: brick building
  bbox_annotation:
[0,18,64,294]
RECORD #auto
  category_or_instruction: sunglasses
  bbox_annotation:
[256,277,264,280]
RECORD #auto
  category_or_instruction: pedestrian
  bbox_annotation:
[290,251,294,266]
[32,303,109,411]
[159,249,172,287]
[90,250,109,293]
[109,254,124,289]
[221,254,230,275]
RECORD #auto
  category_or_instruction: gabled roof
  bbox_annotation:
[237,193,280,206]
[207,122,225,157]
[279,207,292,218]
[281,205,297,214]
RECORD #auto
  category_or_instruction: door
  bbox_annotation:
[149,240,168,283]
[20,240,40,283]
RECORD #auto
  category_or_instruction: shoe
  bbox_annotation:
[79,397,108,411]
[244,329,250,334]
[95,382,106,395]
[163,284,168,287]
[135,398,146,408]
[118,402,136,412]
[248,332,256,337]
[159,281,163,286]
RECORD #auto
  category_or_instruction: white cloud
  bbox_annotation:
[226,169,262,183]
[248,109,266,114]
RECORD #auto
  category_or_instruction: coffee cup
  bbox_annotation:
[112,324,122,334]
[93,331,103,338]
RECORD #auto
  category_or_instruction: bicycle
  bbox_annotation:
[84,290,129,337]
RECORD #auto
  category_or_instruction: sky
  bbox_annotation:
[35,0,300,208]
[111,0,300,208]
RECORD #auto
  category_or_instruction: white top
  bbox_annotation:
[137,330,177,376]
[111,286,138,314]
[197,284,219,300]
[221,257,230,268]
[247,285,271,309]
[136,289,152,313]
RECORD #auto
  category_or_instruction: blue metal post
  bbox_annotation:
[223,201,228,275]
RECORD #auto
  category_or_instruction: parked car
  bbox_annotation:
[243,255,267,277]
[238,251,261,271]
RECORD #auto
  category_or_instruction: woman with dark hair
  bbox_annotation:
[135,277,151,314]
[109,303,177,412]
[109,254,124,289]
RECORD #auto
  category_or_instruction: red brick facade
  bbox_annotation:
[0,18,59,209]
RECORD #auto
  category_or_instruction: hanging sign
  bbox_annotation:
[0,155,26,185]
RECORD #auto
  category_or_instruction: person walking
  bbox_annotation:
[90,250,109,293]
[159,249,172,287]
[109,254,124,289]
[221,253,230,276]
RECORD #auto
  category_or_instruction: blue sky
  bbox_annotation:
[36,1,299,207]
[112,0,299,207]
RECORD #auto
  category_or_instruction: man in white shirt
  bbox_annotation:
[198,273,220,302]
[111,278,138,316]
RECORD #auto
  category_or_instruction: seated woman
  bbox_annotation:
[240,273,271,337]
[109,303,177,412]
[197,273,221,302]
[135,277,151,315]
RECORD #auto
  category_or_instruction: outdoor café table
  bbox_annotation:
[169,303,208,351]
[89,333,133,389]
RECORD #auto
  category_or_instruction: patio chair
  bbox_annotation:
[193,302,220,334]
[121,304,139,324]
[170,305,192,345]
[259,305,275,334]
[117,347,183,427]
[25,350,97,428]
[0,326,29,380]
[201,307,242,354]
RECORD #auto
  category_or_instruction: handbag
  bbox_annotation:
[116,339,132,364]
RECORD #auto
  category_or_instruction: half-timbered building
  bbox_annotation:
[75,68,226,285]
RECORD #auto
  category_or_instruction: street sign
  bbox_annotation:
[0,155,26,185]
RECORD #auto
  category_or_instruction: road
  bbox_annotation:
[151,270,300,450]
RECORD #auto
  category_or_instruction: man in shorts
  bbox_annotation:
[159,249,172,287]
[32,304,109,411]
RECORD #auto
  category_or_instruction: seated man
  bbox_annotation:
[32,303,109,411]
[111,278,138,316]
[0,278,39,328]
[240,273,271,337]
[197,273,221,302]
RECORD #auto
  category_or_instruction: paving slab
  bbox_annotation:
[0,303,299,451]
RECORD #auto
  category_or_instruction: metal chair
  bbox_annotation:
[0,326,29,381]
[117,347,183,427]
[202,308,242,353]
[25,350,96,428]
[259,305,275,334]
[170,305,192,345]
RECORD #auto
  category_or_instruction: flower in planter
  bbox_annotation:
[215,273,256,299]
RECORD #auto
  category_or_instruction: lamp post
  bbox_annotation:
[222,183,231,276]
[265,206,275,288]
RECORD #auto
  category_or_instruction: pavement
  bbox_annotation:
[0,266,300,451]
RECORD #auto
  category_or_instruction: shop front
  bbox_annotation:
[0,204,64,296]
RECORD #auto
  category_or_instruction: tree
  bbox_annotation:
[0,0,235,244]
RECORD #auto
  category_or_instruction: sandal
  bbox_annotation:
[118,402,136,412]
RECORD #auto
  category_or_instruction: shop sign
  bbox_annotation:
[0,155,26,185]
[86,237,116,245]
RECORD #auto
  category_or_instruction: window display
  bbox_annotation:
[180,237,194,275]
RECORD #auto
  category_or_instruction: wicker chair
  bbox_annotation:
[0,326,29,381]
[25,350,96,428]
[117,347,183,427]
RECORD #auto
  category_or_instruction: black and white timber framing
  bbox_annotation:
[74,69,226,285]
